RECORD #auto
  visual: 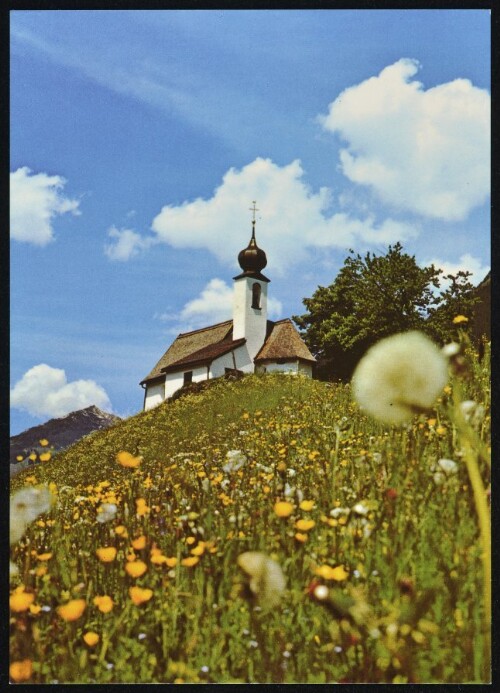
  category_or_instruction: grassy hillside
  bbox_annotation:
[9,359,490,683]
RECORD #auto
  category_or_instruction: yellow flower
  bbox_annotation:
[125,560,148,578]
[83,631,100,647]
[190,543,206,556]
[165,556,178,568]
[10,659,33,682]
[16,455,23,461]
[135,498,150,516]
[129,586,153,605]
[299,500,315,511]
[96,547,117,563]
[116,451,142,468]
[10,589,35,612]
[295,519,315,532]
[294,532,308,543]
[453,315,469,324]
[39,439,49,446]
[181,556,199,567]
[132,535,147,550]
[273,501,294,518]
[93,595,114,613]
[57,598,86,621]
[436,425,447,436]
[114,525,127,536]
[29,603,42,615]
[39,452,51,462]
[36,552,53,561]
[315,564,349,581]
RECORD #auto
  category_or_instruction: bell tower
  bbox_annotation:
[233,203,270,363]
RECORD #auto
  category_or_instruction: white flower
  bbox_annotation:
[237,551,286,609]
[352,502,369,516]
[10,486,53,544]
[96,503,118,524]
[442,342,461,358]
[352,331,448,424]
[438,458,458,475]
[201,478,210,493]
[330,507,350,518]
[223,450,247,473]
[284,483,295,497]
[287,468,297,478]
[10,561,19,577]
[460,400,486,428]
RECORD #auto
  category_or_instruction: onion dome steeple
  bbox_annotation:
[234,202,270,282]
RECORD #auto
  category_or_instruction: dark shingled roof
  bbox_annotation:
[141,317,315,385]
[161,337,247,373]
[255,319,316,363]
[140,320,233,384]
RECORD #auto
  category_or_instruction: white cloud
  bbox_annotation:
[104,226,154,261]
[10,167,81,245]
[424,254,490,284]
[140,157,416,274]
[320,58,490,221]
[157,277,282,333]
[10,364,112,419]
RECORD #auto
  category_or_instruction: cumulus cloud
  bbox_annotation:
[129,157,416,274]
[104,226,154,261]
[320,58,490,221]
[10,167,81,245]
[158,277,282,333]
[424,253,490,284]
[10,364,112,419]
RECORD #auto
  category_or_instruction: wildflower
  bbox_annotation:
[237,551,286,609]
[10,660,33,682]
[330,507,350,519]
[10,485,53,544]
[39,439,49,446]
[125,560,148,577]
[295,519,315,532]
[116,451,142,468]
[96,547,117,563]
[352,503,369,516]
[181,556,200,567]
[36,552,53,561]
[352,331,448,424]
[295,532,308,542]
[57,598,86,621]
[312,584,329,601]
[438,458,459,475]
[299,499,315,511]
[114,525,127,536]
[96,503,118,524]
[83,631,100,647]
[223,450,247,473]
[131,535,147,550]
[10,561,19,577]
[442,343,461,358]
[93,595,114,613]
[274,501,294,518]
[165,557,178,568]
[315,564,349,581]
[29,603,42,615]
[39,452,51,462]
[460,400,486,428]
[10,588,35,612]
[129,586,153,605]
[135,498,150,516]
[452,315,469,324]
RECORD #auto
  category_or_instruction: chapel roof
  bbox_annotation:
[254,319,316,363]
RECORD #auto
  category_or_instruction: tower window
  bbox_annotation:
[251,282,262,309]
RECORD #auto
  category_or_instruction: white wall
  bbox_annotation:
[256,361,299,374]
[298,362,313,378]
[165,365,209,399]
[210,344,253,378]
[144,381,165,411]
[232,277,268,362]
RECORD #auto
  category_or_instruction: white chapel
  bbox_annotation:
[140,211,316,410]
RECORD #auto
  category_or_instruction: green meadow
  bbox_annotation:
[9,342,490,684]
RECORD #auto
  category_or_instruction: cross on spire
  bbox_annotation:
[249,201,259,223]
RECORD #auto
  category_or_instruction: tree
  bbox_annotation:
[293,243,478,381]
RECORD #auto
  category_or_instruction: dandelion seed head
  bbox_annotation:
[352,331,448,424]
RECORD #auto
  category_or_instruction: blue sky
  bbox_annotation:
[10,9,491,434]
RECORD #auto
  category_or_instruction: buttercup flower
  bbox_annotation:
[274,501,294,518]
[93,595,114,613]
[129,586,153,605]
[83,631,100,647]
[57,598,86,621]
[116,451,142,468]
[453,315,469,324]
[10,588,35,612]
[315,564,349,581]
[352,331,448,424]
[10,660,33,682]
[125,560,148,577]
[295,519,315,532]
[96,547,117,563]
[237,551,286,609]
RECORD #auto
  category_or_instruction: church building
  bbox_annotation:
[140,212,316,410]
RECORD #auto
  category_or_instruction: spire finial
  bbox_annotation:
[249,201,259,240]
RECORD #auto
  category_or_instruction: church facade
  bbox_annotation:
[140,217,316,410]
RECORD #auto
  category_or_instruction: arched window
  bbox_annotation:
[251,282,261,309]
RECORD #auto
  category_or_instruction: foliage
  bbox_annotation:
[10,349,491,683]
[293,243,478,380]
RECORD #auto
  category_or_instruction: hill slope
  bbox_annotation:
[9,370,491,684]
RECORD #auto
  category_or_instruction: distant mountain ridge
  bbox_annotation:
[10,406,121,474]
